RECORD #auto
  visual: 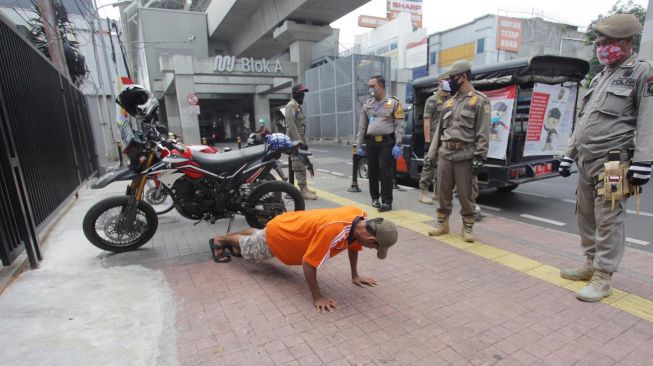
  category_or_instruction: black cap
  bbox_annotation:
[292,84,309,93]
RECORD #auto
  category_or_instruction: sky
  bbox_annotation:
[96,0,649,47]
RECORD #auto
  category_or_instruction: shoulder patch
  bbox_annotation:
[436,99,443,104]
[468,95,478,107]
[444,99,454,109]
[393,103,404,119]
[622,59,637,68]
[483,102,491,113]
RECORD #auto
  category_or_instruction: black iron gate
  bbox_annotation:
[0,15,98,268]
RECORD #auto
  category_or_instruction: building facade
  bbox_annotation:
[427,14,592,77]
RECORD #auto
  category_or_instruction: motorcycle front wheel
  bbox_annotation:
[244,181,305,229]
[83,196,158,252]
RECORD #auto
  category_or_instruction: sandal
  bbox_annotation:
[209,239,231,263]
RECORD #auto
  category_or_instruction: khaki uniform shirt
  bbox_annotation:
[424,93,449,140]
[566,54,653,164]
[285,98,307,144]
[356,95,405,147]
[430,90,491,161]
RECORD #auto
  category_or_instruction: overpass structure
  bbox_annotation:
[119,0,369,144]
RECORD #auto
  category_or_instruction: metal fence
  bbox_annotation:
[305,54,391,142]
[0,15,98,268]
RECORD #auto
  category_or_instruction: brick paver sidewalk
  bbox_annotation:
[150,174,653,366]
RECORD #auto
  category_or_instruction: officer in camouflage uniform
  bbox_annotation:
[356,75,405,212]
[427,60,490,242]
[558,14,652,302]
[418,80,451,205]
[285,84,317,200]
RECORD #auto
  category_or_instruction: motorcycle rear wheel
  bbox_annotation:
[244,181,305,229]
[83,196,158,252]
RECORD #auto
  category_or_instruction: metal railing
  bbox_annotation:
[0,15,98,268]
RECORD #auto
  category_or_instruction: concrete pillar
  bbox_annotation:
[289,40,313,85]
[172,55,201,144]
[640,0,653,60]
[254,92,270,128]
[164,93,182,136]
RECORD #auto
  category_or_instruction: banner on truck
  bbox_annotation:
[523,83,576,157]
[485,85,517,160]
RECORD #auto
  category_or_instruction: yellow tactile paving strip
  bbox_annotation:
[316,189,653,323]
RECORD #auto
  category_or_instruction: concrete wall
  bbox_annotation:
[139,8,209,91]
[428,15,592,77]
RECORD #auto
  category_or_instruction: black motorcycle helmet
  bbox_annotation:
[116,84,158,120]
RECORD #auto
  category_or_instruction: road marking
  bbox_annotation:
[627,237,650,246]
[561,199,577,204]
[398,185,415,190]
[478,204,502,212]
[346,162,353,165]
[515,191,551,198]
[314,189,653,324]
[628,209,653,218]
[309,149,328,152]
[520,214,566,226]
[330,172,345,177]
[317,169,331,173]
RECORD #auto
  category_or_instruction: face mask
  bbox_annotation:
[448,76,462,95]
[368,87,377,98]
[292,92,304,105]
[596,42,625,65]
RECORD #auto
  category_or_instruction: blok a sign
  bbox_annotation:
[213,55,284,74]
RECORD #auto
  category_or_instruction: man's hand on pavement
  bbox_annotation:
[314,298,339,313]
[352,275,377,287]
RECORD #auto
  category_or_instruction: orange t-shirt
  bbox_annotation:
[265,206,366,268]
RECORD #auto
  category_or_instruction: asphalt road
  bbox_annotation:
[305,143,653,253]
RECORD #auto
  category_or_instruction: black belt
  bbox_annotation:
[365,134,394,143]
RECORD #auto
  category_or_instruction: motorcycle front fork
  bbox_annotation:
[123,151,156,228]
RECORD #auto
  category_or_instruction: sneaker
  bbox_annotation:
[371,199,381,208]
[576,270,612,302]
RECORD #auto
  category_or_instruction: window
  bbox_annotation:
[429,51,437,65]
[477,38,485,54]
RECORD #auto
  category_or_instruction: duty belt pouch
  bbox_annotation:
[374,136,383,142]
[596,150,634,210]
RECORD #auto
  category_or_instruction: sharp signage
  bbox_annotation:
[497,17,523,52]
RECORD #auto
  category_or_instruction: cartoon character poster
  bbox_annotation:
[484,85,516,160]
[523,83,575,156]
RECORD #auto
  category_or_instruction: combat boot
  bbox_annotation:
[418,189,433,205]
[560,257,594,281]
[428,214,449,236]
[461,217,475,242]
[299,185,317,200]
[576,270,613,302]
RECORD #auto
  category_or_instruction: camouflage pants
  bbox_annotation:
[238,229,275,262]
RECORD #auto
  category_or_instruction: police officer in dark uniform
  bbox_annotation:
[356,75,405,212]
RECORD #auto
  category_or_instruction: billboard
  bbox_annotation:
[358,15,389,29]
[404,29,427,69]
[497,16,523,52]
[387,0,422,28]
